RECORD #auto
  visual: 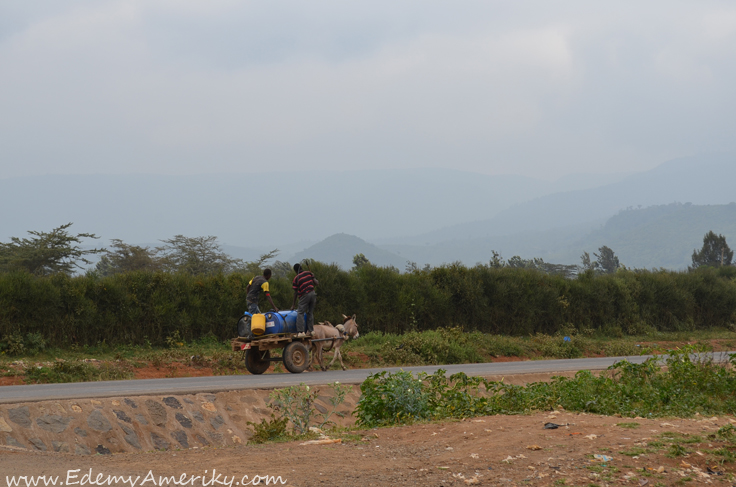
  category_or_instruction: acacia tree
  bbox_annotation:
[94,239,161,276]
[156,235,244,275]
[352,253,370,269]
[0,223,104,275]
[594,246,620,274]
[691,231,733,269]
[579,251,595,272]
[240,249,280,275]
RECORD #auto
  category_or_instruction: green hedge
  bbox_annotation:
[1,263,735,346]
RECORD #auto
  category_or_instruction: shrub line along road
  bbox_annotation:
[1,352,733,404]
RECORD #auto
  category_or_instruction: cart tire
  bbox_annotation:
[245,349,270,374]
[237,316,251,338]
[283,341,310,374]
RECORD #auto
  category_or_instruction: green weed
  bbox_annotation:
[619,447,649,456]
[667,444,688,457]
[246,414,289,444]
[355,345,736,427]
[23,360,133,384]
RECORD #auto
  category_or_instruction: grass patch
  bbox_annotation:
[2,328,735,383]
[617,422,641,429]
[355,345,736,427]
[23,360,133,384]
[619,447,649,457]
[660,432,703,444]
[666,444,689,457]
[340,327,736,366]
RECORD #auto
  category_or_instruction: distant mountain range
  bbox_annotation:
[0,168,634,248]
[290,233,406,270]
[291,203,736,271]
[392,154,736,245]
[2,153,735,271]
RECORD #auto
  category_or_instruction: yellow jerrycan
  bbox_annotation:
[251,314,266,336]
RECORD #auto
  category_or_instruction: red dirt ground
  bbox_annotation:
[2,411,734,486]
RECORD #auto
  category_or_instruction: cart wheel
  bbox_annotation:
[237,316,251,337]
[244,349,270,374]
[283,341,310,374]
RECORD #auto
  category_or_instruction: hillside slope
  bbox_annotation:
[0,169,561,246]
[406,153,736,244]
[378,203,736,270]
[289,233,405,270]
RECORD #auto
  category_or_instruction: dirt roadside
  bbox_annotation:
[1,369,734,486]
[1,411,734,487]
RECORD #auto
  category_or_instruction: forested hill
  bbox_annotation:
[401,153,736,245]
[376,203,736,270]
[565,203,736,270]
[290,233,406,270]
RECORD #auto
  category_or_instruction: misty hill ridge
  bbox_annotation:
[0,168,634,247]
[567,202,736,269]
[404,153,736,245]
[289,233,405,270]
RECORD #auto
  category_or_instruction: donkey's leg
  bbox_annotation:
[309,344,322,371]
[307,345,315,371]
[326,345,340,370]
[316,344,324,371]
[337,347,347,370]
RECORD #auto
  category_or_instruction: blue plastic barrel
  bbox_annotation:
[263,312,285,334]
[278,310,299,334]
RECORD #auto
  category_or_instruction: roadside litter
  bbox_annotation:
[299,426,343,446]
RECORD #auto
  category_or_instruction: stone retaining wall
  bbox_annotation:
[0,386,360,455]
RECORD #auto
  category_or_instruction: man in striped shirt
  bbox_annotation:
[291,263,319,337]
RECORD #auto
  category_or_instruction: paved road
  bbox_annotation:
[1,352,733,404]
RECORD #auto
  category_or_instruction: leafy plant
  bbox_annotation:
[23,360,133,384]
[247,414,289,444]
[165,330,184,348]
[24,332,47,355]
[355,345,736,427]
[2,332,25,356]
[267,382,349,435]
[355,371,430,426]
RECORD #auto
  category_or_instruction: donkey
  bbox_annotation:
[309,314,360,371]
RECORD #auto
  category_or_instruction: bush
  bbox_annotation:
[355,371,430,426]
[377,327,485,365]
[23,360,133,384]
[1,263,736,347]
[355,346,736,427]
[267,382,350,435]
[247,414,289,444]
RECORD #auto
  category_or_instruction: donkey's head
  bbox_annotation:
[341,314,360,339]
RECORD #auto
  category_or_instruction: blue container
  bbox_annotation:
[261,310,301,335]
[263,311,285,334]
[281,311,298,333]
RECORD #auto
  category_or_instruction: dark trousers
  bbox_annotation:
[296,291,316,333]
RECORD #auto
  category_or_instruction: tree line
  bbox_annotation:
[1,223,732,278]
[1,224,734,351]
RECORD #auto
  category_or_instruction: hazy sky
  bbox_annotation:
[1,1,735,180]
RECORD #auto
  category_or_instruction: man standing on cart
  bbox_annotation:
[291,263,318,337]
[246,268,278,314]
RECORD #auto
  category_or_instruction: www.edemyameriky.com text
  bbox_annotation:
[4,469,287,487]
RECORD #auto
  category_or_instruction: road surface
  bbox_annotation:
[1,352,733,404]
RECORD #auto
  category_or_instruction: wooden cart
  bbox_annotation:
[232,333,337,374]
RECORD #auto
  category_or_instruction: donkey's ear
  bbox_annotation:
[352,314,356,321]
[342,314,348,319]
